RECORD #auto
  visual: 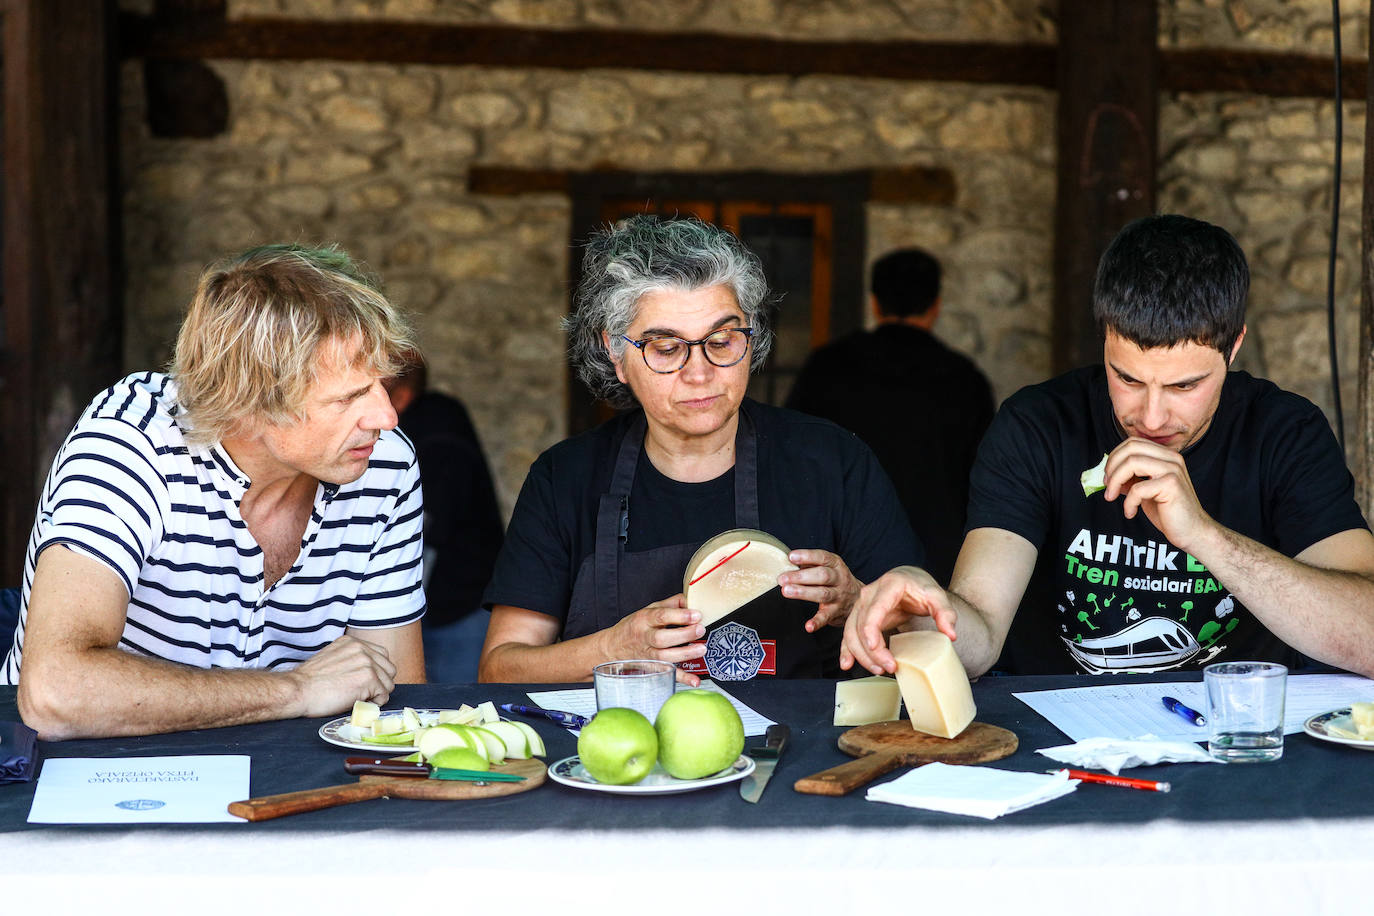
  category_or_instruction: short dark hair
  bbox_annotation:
[870,248,941,318]
[1093,214,1248,359]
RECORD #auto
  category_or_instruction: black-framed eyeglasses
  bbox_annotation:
[620,327,755,374]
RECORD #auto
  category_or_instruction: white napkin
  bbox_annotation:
[865,762,1077,819]
[1036,736,1220,774]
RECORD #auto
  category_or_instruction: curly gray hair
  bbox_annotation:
[563,215,774,408]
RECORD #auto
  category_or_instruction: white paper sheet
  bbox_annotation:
[1013,673,1374,743]
[28,756,250,824]
[526,679,776,736]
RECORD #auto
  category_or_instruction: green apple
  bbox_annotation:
[428,747,490,771]
[577,708,658,785]
[654,689,745,780]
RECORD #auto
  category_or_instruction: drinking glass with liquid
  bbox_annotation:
[1203,661,1287,763]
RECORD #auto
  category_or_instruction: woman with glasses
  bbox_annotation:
[478,216,921,684]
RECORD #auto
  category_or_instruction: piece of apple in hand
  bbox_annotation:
[1080,453,1108,498]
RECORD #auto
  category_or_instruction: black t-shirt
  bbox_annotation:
[786,324,995,584]
[483,399,922,624]
[967,366,1368,675]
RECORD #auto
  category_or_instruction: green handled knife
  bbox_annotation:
[343,757,526,783]
[739,724,790,803]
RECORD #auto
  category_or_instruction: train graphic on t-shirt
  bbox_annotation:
[1061,616,1209,673]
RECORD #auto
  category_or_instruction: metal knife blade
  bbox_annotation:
[739,724,790,803]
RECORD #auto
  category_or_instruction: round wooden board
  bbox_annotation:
[794,720,1019,796]
[361,756,547,800]
[839,720,1018,765]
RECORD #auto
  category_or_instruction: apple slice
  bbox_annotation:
[1080,453,1108,497]
[510,721,546,757]
[350,700,381,729]
[482,721,529,759]
[372,715,403,736]
[437,724,489,761]
[401,706,422,732]
[418,725,473,762]
[468,726,508,764]
[439,704,483,725]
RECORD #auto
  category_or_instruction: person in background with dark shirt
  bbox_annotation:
[386,351,503,683]
[786,248,994,585]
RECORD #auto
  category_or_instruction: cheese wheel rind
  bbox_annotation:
[682,528,797,626]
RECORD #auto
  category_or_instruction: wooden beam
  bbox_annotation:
[469,165,957,207]
[119,15,1058,87]
[1051,1,1159,373]
[119,14,1365,100]
[1163,48,1367,99]
[1358,3,1374,517]
[0,0,122,586]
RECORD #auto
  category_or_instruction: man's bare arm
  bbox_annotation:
[17,546,399,740]
[346,620,426,684]
[1186,527,1374,677]
[1104,437,1374,677]
[841,528,1038,678]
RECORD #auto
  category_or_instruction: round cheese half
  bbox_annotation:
[682,528,797,626]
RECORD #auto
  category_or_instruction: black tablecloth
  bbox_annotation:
[2,674,1368,833]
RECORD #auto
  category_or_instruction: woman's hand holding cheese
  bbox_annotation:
[783,549,863,633]
[599,595,705,686]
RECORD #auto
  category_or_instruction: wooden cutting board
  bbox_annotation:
[793,721,1018,796]
[228,757,547,822]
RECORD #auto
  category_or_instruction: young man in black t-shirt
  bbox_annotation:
[841,215,1374,678]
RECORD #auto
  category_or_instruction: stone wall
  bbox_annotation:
[118,0,1370,511]
[120,61,1056,511]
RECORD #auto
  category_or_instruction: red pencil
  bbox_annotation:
[1049,768,1171,793]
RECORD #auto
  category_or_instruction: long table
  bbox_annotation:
[4,675,1372,911]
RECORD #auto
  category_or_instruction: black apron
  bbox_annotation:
[563,404,827,679]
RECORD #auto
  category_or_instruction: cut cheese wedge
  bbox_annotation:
[683,528,798,626]
[834,675,903,726]
[889,631,976,739]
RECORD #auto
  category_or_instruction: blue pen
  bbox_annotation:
[500,703,590,729]
[1162,696,1206,727]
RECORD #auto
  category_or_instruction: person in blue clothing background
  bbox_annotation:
[386,350,503,684]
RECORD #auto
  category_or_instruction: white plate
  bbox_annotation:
[318,708,450,752]
[547,755,755,795]
[1303,708,1374,750]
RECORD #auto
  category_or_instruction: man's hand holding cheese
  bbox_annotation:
[844,215,1374,680]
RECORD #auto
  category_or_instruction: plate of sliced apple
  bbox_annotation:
[319,700,547,760]
[547,755,753,795]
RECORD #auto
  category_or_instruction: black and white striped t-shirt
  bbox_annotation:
[2,372,426,683]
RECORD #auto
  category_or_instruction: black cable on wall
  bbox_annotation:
[1326,0,1346,451]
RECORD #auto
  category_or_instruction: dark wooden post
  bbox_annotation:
[1359,0,1374,517]
[0,0,121,586]
[1052,1,1159,372]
